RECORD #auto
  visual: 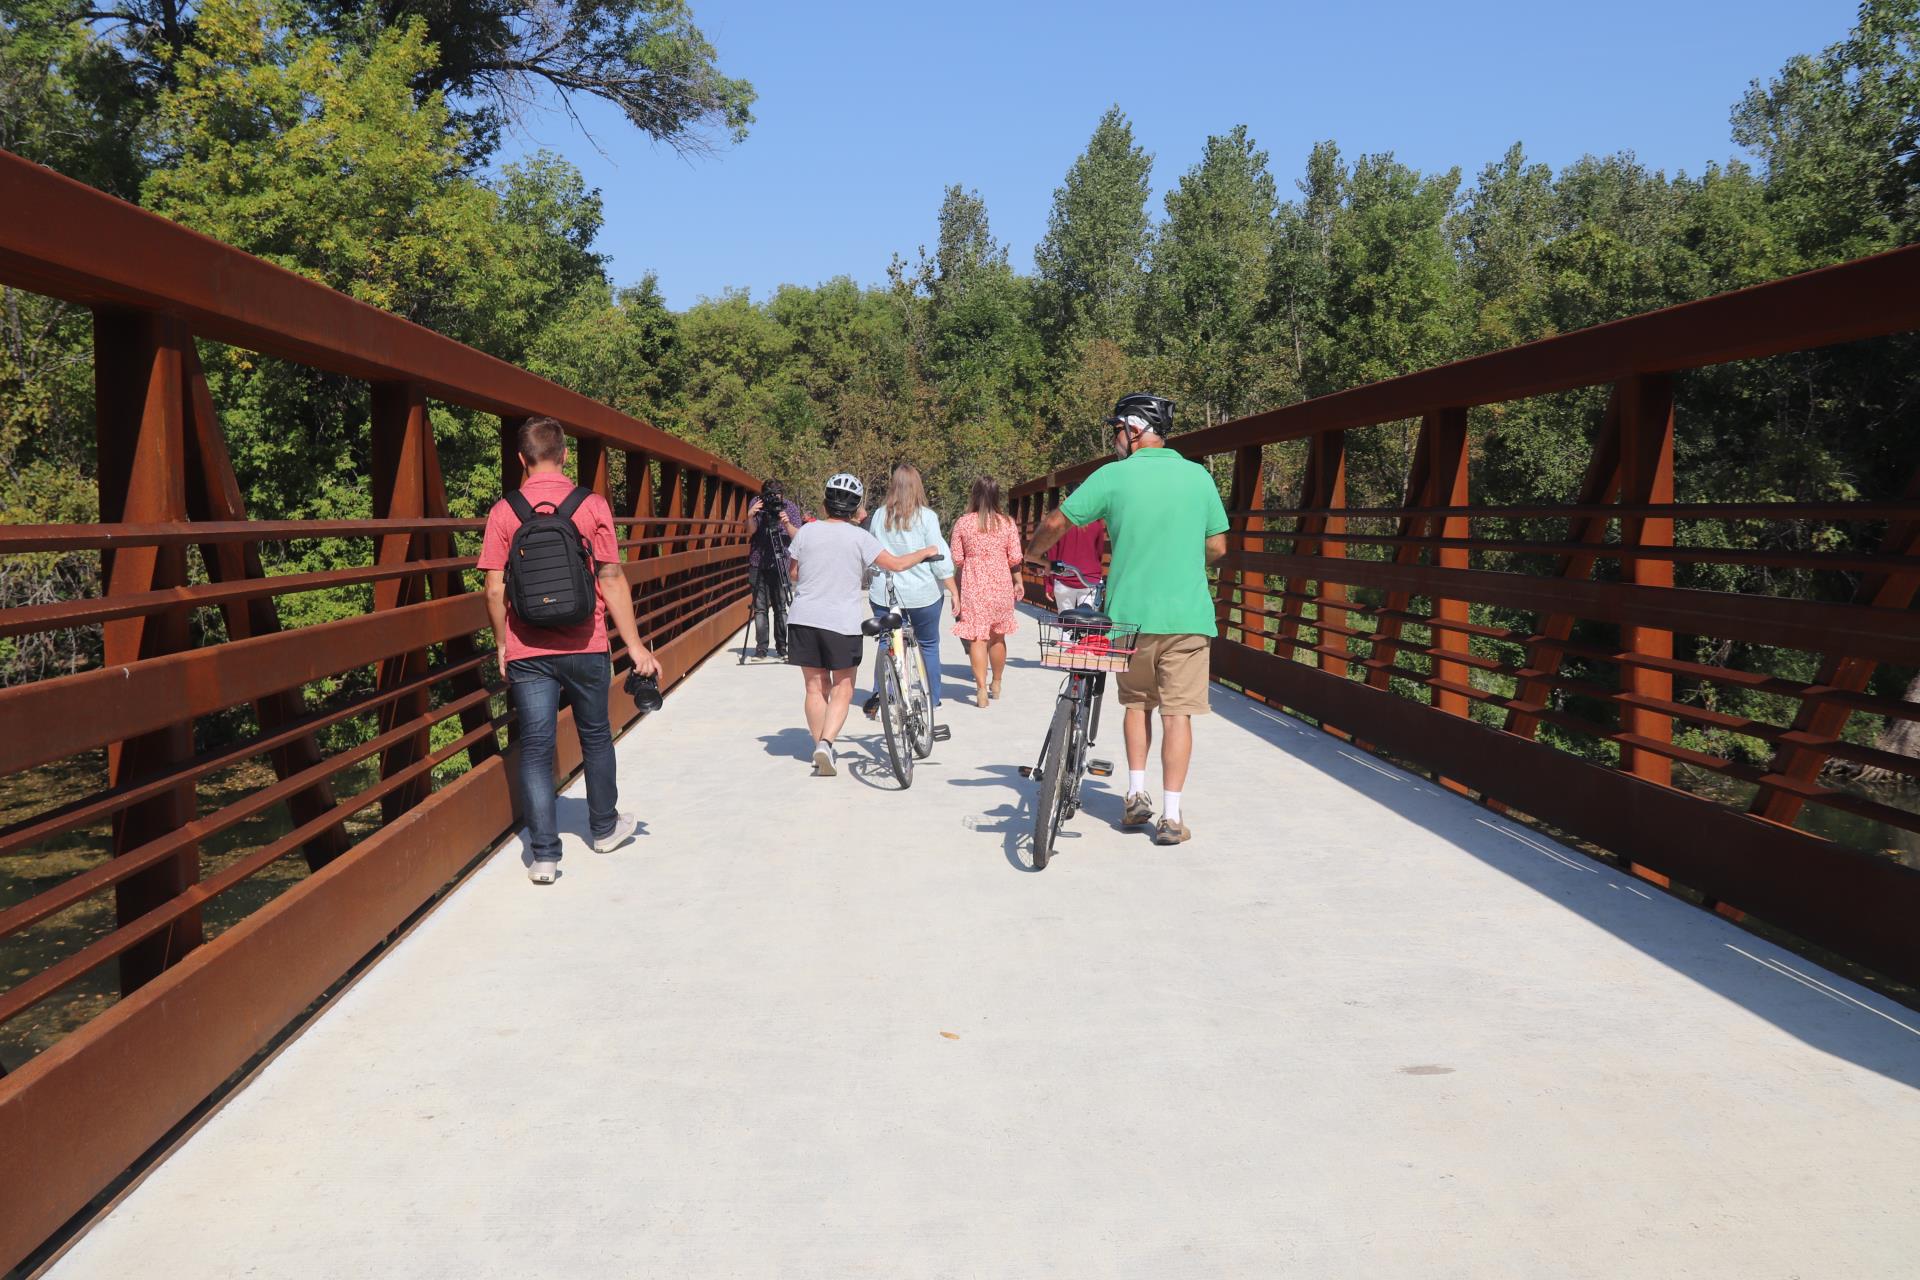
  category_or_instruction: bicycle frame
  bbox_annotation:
[1025,562,1111,826]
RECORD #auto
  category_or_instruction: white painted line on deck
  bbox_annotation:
[1337,749,1403,782]
[1726,944,1920,1037]
[1474,817,1599,874]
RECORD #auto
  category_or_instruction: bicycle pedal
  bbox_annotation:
[932,725,951,742]
[1087,759,1114,777]
[1018,765,1036,780]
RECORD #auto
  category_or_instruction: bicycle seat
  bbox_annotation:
[1061,606,1113,629]
[861,610,904,637]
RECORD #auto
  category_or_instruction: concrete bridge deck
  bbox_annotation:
[48,615,1920,1277]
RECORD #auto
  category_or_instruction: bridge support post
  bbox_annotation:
[1425,409,1473,722]
[577,434,611,503]
[93,310,204,993]
[1221,446,1267,661]
[1749,467,1920,825]
[181,337,350,870]
[500,416,527,492]
[371,382,435,820]
[1616,374,1676,787]
[624,450,655,562]
[1502,389,1625,741]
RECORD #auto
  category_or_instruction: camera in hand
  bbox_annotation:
[625,669,663,713]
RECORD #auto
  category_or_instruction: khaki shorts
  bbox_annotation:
[1115,633,1212,716]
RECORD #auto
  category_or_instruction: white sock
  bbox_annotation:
[1128,770,1148,796]
[818,738,833,753]
[1163,791,1183,823]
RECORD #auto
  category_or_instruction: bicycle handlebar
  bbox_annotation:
[1048,560,1095,590]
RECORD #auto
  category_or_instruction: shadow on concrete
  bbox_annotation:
[1207,686,1920,1092]
[949,764,1127,873]
[758,728,815,762]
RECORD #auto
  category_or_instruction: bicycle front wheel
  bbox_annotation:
[878,654,914,789]
[1031,692,1075,870]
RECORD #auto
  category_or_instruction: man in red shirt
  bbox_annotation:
[1045,517,1107,613]
[480,417,661,884]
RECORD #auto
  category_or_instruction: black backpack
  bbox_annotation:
[503,487,597,629]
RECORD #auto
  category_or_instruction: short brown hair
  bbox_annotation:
[517,416,567,464]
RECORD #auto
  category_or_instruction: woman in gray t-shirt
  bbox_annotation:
[786,474,940,777]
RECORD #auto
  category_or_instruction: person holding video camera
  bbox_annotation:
[746,478,803,659]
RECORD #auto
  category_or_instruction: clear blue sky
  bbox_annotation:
[496,0,1862,311]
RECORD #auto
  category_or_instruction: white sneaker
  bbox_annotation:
[813,742,837,776]
[528,860,558,885]
[591,813,640,853]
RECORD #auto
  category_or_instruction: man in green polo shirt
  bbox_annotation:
[1028,393,1229,846]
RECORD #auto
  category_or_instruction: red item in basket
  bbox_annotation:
[1064,634,1112,656]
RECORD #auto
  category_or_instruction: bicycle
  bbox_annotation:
[1018,562,1139,869]
[860,556,949,788]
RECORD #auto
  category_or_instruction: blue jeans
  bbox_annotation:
[871,598,946,707]
[509,651,618,864]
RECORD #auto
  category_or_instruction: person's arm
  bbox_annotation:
[1203,477,1231,565]
[485,570,511,679]
[873,545,939,574]
[597,562,660,678]
[1028,508,1071,560]
[928,511,958,611]
[476,502,514,678]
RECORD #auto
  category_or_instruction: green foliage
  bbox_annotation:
[1149,125,1278,426]
[1034,106,1153,349]
[3,0,1918,732]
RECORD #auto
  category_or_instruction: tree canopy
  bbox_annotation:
[3,0,1919,694]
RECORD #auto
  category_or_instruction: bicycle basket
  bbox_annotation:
[1037,616,1140,672]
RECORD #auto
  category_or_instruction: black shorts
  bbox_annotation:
[786,624,862,671]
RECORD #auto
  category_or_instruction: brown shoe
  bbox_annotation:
[1152,818,1191,846]
[1122,792,1155,827]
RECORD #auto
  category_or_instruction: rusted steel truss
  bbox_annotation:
[1014,242,1920,997]
[0,147,754,1271]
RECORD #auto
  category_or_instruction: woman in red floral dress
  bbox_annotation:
[951,475,1024,708]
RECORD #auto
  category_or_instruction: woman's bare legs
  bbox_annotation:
[802,666,831,743]
[968,638,990,707]
[820,666,856,742]
[988,637,1007,697]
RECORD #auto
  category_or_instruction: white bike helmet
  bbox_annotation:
[824,472,864,518]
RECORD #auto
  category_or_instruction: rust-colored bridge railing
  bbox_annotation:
[1014,244,1920,993]
[0,151,756,1269]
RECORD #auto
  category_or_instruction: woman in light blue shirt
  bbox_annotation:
[864,464,958,714]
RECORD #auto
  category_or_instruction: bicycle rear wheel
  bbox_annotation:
[905,637,936,758]
[878,654,914,789]
[1031,692,1075,870]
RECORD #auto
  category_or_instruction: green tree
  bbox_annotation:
[1150,124,1278,425]
[1733,0,1919,267]
[1267,140,1343,389]
[1034,106,1153,349]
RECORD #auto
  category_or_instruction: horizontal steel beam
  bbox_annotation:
[0,150,755,489]
[1013,242,1920,497]
[0,599,747,1273]
[0,547,746,775]
[1223,550,1920,666]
